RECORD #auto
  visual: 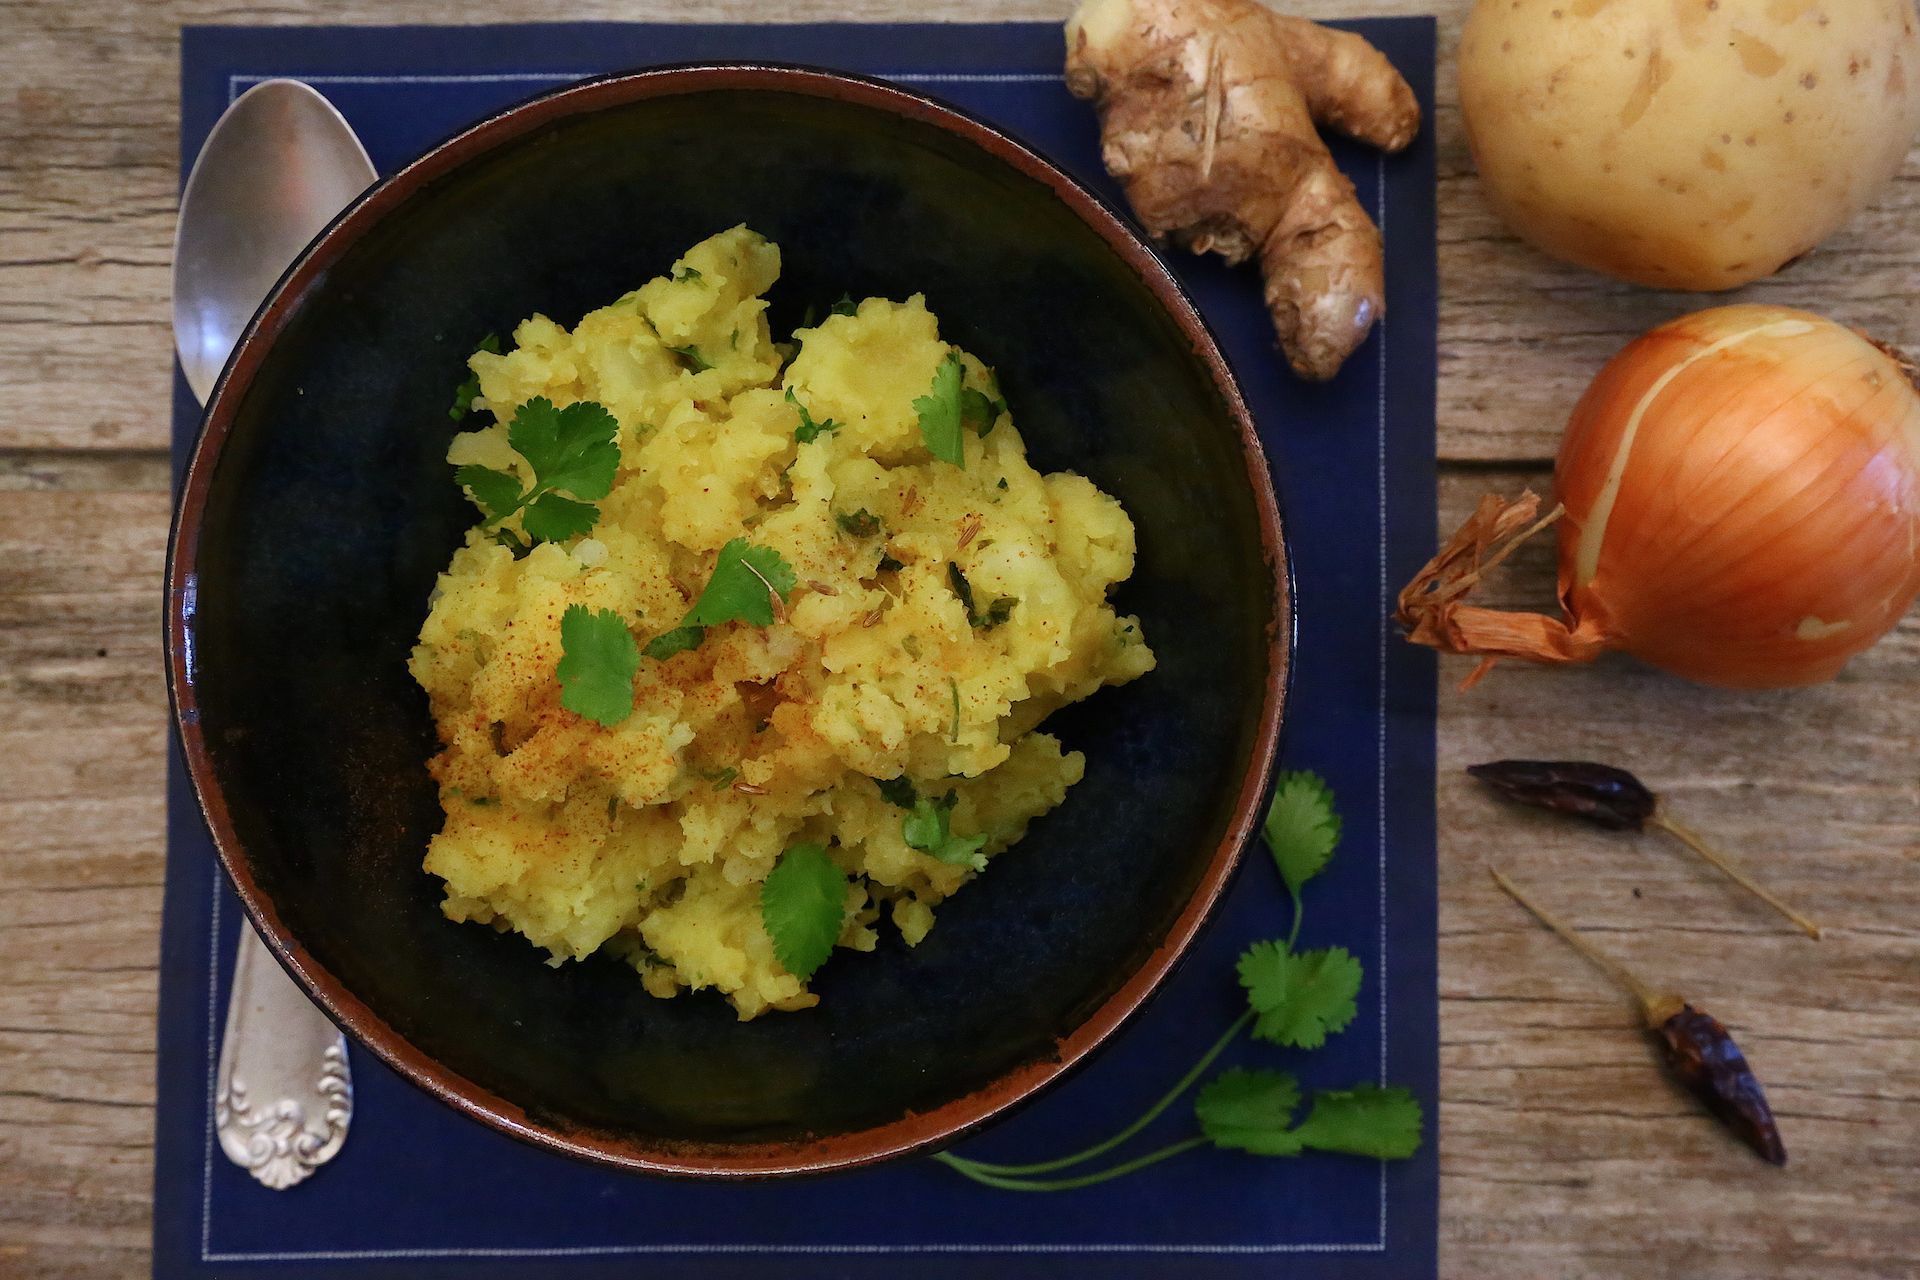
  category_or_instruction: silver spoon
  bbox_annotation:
[172,79,376,1189]
[174,79,377,401]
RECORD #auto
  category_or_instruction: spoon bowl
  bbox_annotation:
[172,80,377,403]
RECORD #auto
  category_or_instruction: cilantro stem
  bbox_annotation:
[481,478,548,530]
[939,1009,1252,1178]
[1286,885,1306,953]
[931,1137,1210,1191]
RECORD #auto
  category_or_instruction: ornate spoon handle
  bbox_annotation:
[215,923,353,1189]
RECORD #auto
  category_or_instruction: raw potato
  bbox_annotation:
[1065,0,1419,380]
[1460,0,1920,290]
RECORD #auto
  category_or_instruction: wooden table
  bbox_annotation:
[4,1,1916,1274]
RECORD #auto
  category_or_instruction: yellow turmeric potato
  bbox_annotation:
[410,227,1154,1019]
[1459,0,1920,289]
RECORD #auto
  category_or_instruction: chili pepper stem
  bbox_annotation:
[1649,811,1822,939]
[1488,867,1682,1026]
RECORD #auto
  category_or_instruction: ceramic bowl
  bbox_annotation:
[167,64,1289,1176]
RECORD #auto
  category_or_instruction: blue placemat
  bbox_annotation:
[157,20,1437,1279]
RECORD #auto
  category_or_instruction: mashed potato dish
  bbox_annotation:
[410,227,1154,1018]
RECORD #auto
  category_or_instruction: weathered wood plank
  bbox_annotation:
[1435,467,1920,1280]
[0,485,166,1275]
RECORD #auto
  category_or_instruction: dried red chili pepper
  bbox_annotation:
[1654,1004,1788,1166]
[1491,868,1787,1166]
[1470,760,1821,939]
[1467,759,1653,830]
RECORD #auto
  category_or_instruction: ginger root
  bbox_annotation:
[1065,0,1419,381]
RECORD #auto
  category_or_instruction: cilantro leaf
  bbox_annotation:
[904,790,988,871]
[673,264,703,282]
[682,539,796,629]
[556,604,638,727]
[960,386,1003,437]
[643,625,705,660]
[1194,1069,1304,1156]
[946,561,977,617]
[923,766,1424,1192]
[636,541,793,665]
[454,397,621,545]
[1237,942,1363,1049]
[1288,1086,1424,1160]
[1264,770,1343,898]
[1196,1073,1422,1161]
[667,344,712,374]
[760,842,847,980]
[447,332,501,421]
[946,562,1016,630]
[507,397,621,501]
[522,493,600,543]
[835,509,881,538]
[786,388,839,444]
[454,464,523,520]
[874,775,918,808]
[450,376,483,421]
[914,353,967,467]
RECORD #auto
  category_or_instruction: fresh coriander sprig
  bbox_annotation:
[870,775,990,871]
[640,538,797,660]
[786,388,840,444]
[1197,1071,1422,1159]
[873,775,918,809]
[667,343,713,374]
[447,332,501,421]
[917,353,1006,465]
[1237,941,1363,1050]
[1263,771,1342,949]
[760,842,848,981]
[914,353,968,467]
[556,605,639,727]
[455,396,621,544]
[930,769,1424,1191]
[835,509,881,538]
[905,791,989,871]
[947,562,1017,630]
[960,385,1005,438]
[558,540,796,720]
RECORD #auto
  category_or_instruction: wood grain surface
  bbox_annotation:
[1,1,1915,1276]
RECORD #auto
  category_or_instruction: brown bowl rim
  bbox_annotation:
[165,62,1292,1178]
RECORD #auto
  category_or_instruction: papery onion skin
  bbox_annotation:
[1555,305,1920,687]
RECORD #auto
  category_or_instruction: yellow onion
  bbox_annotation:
[1400,305,1920,688]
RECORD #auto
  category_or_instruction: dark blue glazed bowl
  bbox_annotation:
[167,65,1288,1177]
